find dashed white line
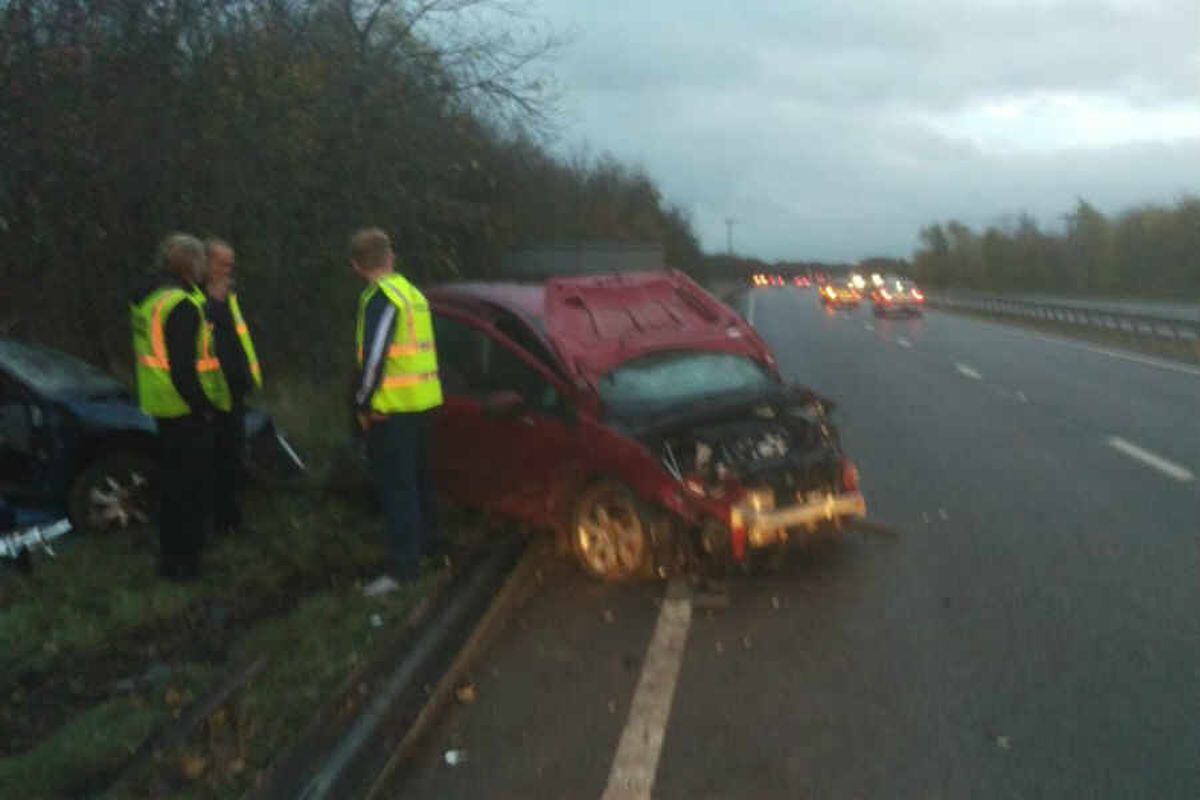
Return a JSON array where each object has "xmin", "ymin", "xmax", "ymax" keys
[
  {"xmin": 955, "ymin": 363, "xmax": 983, "ymax": 380},
  {"xmin": 1106, "ymin": 437, "xmax": 1195, "ymax": 483},
  {"xmin": 602, "ymin": 579, "xmax": 693, "ymax": 800},
  {"xmin": 746, "ymin": 292, "xmax": 758, "ymax": 326},
  {"xmin": 897, "ymin": 337, "xmax": 912, "ymax": 349},
  {"xmin": 864, "ymin": 322, "xmax": 875, "ymax": 331}
]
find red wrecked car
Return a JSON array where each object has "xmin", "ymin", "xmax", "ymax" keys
[{"xmin": 427, "ymin": 271, "xmax": 866, "ymax": 580}]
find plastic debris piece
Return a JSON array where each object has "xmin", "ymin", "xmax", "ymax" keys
[
  {"xmin": 603, "ymin": 609, "xmax": 615, "ymax": 623},
  {"xmin": 715, "ymin": 640, "xmax": 725, "ymax": 654},
  {"xmin": 742, "ymin": 635, "xmax": 753, "ymax": 650},
  {"xmin": 445, "ymin": 749, "xmax": 467, "ymax": 766},
  {"xmin": 996, "ymin": 736, "xmax": 1011, "ymax": 750},
  {"xmin": 938, "ymin": 508, "xmax": 949, "ymax": 521},
  {"xmin": 771, "ymin": 596, "xmax": 781, "ymax": 610},
  {"xmin": 370, "ymin": 613, "xmax": 384, "ymax": 628},
  {"xmin": 607, "ymin": 700, "xmax": 617, "ymax": 714}
]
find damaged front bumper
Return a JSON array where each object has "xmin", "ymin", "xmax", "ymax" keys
[{"xmin": 730, "ymin": 490, "xmax": 868, "ymax": 555}]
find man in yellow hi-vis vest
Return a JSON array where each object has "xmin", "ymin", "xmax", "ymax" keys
[
  {"xmin": 204, "ymin": 238, "xmax": 262, "ymax": 537},
  {"xmin": 350, "ymin": 228, "xmax": 444, "ymax": 589},
  {"xmin": 129, "ymin": 233, "xmax": 218, "ymax": 581}
]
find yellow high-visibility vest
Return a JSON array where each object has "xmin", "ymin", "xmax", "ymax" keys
[
  {"xmin": 355, "ymin": 273, "xmax": 443, "ymax": 414},
  {"xmin": 131, "ymin": 286, "xmax": 227, "ymax": 417},
  {"xmin": 199, "ymin": 292, "xmax": 264, "ymax": 406},
  {"xmin": 230, "ymin": 293, "xmax": 262, "ymax": 389}
]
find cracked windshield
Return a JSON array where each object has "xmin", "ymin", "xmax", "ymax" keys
[{"xmin": 2, "ymin": 1, "xmax": 1197, "ymax": 797}]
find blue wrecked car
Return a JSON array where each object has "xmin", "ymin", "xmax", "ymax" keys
[{"xmin": 0, "ymin": 337, "xmax": 303, "ymax": 537}]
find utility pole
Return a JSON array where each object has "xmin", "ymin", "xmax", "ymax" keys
[{"xmin": 724, "ymin": 217, "xmax": 738, "ymax": 255}]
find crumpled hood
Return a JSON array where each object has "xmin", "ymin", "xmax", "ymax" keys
[{"xmin": 542, "ymin": 271, "xmax": 773, "ymax": 387}]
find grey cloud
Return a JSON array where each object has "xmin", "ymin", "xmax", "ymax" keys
[{"xmin": 536, "ymin": 0, "xmax": 1200, "ymax": 259}]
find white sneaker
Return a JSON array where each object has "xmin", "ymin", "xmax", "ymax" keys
[{"xmin": 363, "ymin": 575, "xmax": 401, "ymax": 597}]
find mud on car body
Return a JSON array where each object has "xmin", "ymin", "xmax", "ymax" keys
[{"xmin": 427, "ymin": 271, "xmax": 867, "ymax": 581}]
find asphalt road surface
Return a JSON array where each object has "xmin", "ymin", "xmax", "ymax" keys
[{"xmin": 398, "ymin": 287, "xmax": 1200, "ymax": 799}]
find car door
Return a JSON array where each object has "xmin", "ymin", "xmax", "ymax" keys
[
  {"xmin": 0, "ymin": 374, "xmax": 40, "ymax": 500},
  {"xmin": 431, "ymin": 309, "xmax": 580, "ymax": 525}
]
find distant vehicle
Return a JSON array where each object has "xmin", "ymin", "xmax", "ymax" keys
[
  {"xmin": 793, "ymin": 276, "xmax": 812, "ymax": 288},
  {"xmin": 849, "ymin": 272, "xmax": 867, "ymax": 291},
  {"xmin": 0, "ymin": 338, "xmax": 303, "ymax": 535},
  {"xmin": 426, "ymin": 271, "xmax": 867, "ymax": 580},
  {"xmin": 820, "ymin": 281, "xmax": 861, "ymax": 309},
  {"xmin": 871, "ymin": 278, "xmax": 925, "ymax": 317},
  {"xmin": 750, "ymin": 273, "xmax": 786, "ymax": 288}
]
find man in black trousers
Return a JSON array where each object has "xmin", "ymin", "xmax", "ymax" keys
[
  {"xmin": 130, "ymin": 233, "xmax": 217, "ymax": 580},
  {"xmin": 203, "ymin": 238, "xmax": 260, "ymax": 536}
]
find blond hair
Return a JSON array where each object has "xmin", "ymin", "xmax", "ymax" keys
[{"xmin": 350, "ymin": 227, "xmax": 392, "ymax": 271}]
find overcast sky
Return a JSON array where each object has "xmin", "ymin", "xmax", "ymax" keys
[{"xmin": 529, "ymin": 0, "xmax": 1200, "ymax": 262}]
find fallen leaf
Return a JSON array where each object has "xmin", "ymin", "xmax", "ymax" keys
[
  {"xmin": 715, "ymin": 640, "xmax": 725, "ymax": 654},
  {"xmin": 771, "ymin": 596, "xmax": 781, "ymax": 610},
  {"xmin": 164, "ymin": 687, "xmax": 184, "ymax": 708},
  {"xmin": 180, "ymin": 753, "xmax": 207, "ymax": 781},
  {"xmin": 607, "ymin": 700, "xmax": 617, "ymax": 714},
  {"xmin": 455, "ymin": 682, "xmax": 478, "ymax": 704},
  {"xmin": 742, "ymin": 635, "xmax": 753, "ymax": 650}
]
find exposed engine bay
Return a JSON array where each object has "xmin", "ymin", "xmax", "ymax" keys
[{"xmin": 649, "ymin": 393, "xmax": 844, "ymax": 502}]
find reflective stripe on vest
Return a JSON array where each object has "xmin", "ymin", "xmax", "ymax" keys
[
  {"xmin": 131, "ymin": 286, "xmax": 221, "ymax": 417},
  {"xmin": 355, "ymin": 274, "xmax": 443, "ymax": 414},
  {"xmin": 230, "ymin": 293, "xmax": 263, "ymax": 388}
]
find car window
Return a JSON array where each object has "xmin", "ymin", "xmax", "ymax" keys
[
  {"xmin": 433, "ymin": 314, "xmax": 562, "ymax": 414},
  {"xmin": 599, "ymin": 351, "xmax": 775, "ymax": 417}
]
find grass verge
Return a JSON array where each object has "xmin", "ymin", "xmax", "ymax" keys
[{"xmin": 0, "ymin": 373, "xmax": 476, "ymax": 798}]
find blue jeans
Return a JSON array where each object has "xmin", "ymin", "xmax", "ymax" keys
[{"xmin": 365, "ymin": 411, "xmax": 438, "ymax": 579}]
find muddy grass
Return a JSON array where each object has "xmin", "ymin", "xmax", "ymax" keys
[{"xmin": 0, "ymin": 485, "xmax": 488, "ymax": 799}]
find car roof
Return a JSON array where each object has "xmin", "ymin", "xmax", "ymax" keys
[{"xmin": 430, "ymin": 272, "xmax": 772, "ymax": 387}]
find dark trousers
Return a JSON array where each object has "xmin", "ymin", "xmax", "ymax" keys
[
  {"xmin": 213, "ymin": 406, "xmax": 245, "ymax": 531},
  {"xmin": 365, "ymin": 411, "xmax": 439, "ymax": 580},
  {"xmin": 157, "ymin": 414, "xmax": 214, "ymax": 578}
]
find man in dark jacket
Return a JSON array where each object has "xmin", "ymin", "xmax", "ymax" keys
[
  {"xmin": 129, "ymin": 233, "xmax": 217, "ymax": 580},
  {"xmin": 204, "ymin": 238, "xmax": 256, "ymax": 536}
]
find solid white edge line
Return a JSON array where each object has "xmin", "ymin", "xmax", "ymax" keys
[
  {"xmin": 934, "ymin": 308, "xmax": 1200, "ymax": 379},
  {"xmin": 955, "ymin": 362, "xmax": 983, "ymax": 380},
  {"xmin": 1106, "ymin": 437, "xmax": 1195, "ymax": 483},
  {"xmin": 1025, "ymin": 333, "xmax": 1200, "ymax": 378},
  {"xmin": 601, "ymin": 579, "xmax": 693, "ymax": 800}
]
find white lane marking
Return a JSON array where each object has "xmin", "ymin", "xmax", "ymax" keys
[
  {"xmin": 864, "ymin": 322, "xmax": 875, "ymax": 331},
  {"xmin": 955, "ymin": 363, "xmax": 983, "ymax": 380},
  {"xmin": 1026, "ymin": 334, "xmax": 1200, "ymax": 378},
  {"xmin": 897, "ymin": 337, "xmax": 913, "ymax": 349},
  {"xmin": 746, "ymin": 292, "xmax": 758, "ymax": 326},
  {"xmin": 1015, "ymin": 391, "xmax": 1028, "ymax": 403},
  {"xmin": 602, "ymin": 580, "xmax": 693, "ymax": 800},
  {"xmin": 1106, "ymin": 437, "xmax": 1195, "ymax": 483}
]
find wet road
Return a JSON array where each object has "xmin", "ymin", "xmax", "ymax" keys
[{"xmin": 398, "ymin": 287, "xmax": 1200, "ymax": 799}]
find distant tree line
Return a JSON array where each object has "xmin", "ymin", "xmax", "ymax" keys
[
  {"xmin": 912, "ymin": 198, "xmax": 1200, "ymax": 296},
  {"xmin": 0, "ymin": 0, "xmax": 700, "ymax": 379}
]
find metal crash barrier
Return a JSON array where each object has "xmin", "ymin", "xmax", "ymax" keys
[{"xmin": 928, "ymin": 292, "xmax": 1200, "ymax": 358}]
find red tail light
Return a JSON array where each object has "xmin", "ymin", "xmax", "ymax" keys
[
  {"xmin": 841, "ymin": 460, "xmax": 861, "ymax": 493},
  {"xmin": 913, "ymin": 289, "xmax": 925, "ymax": 301}
]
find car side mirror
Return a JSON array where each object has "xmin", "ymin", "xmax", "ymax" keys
[{"xmin": 482, "ymin": 390, "xmax": 526, "ymax": 419}]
